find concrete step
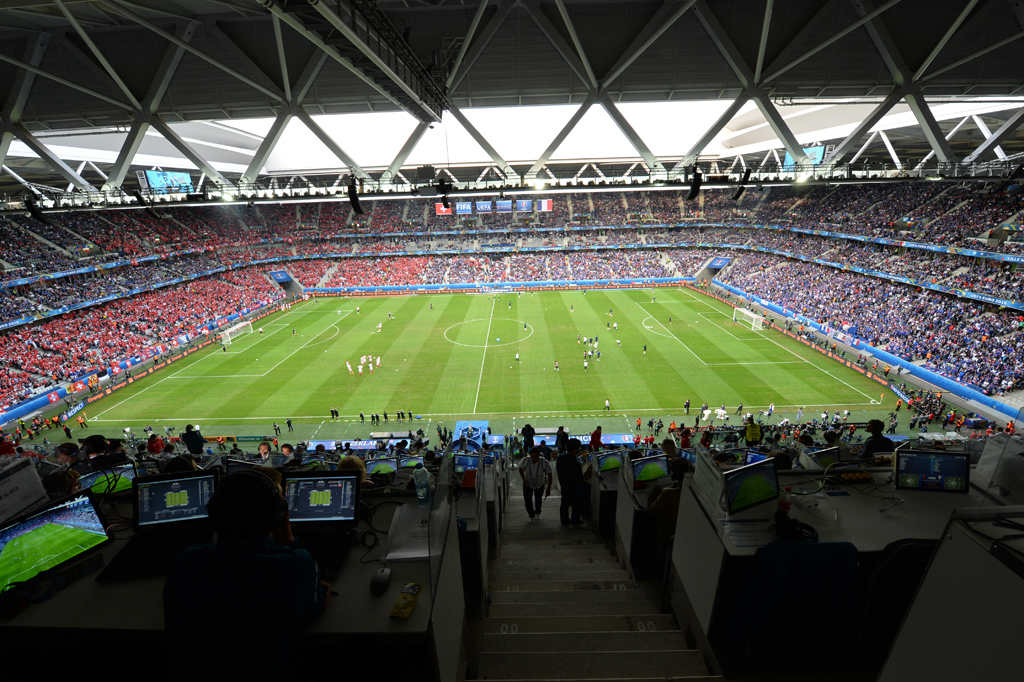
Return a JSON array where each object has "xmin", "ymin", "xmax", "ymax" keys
[
  {"xmin": 497, "ymin": 556, "xmax": 619, "ymax": 566},
  {"xmin": 492, "ymin": 589, "xmax": 648, "ymax": 604},
  {"xmin": 501, "ymin": 539, "xmax": 606, "ymax": 547},
  {"xmin": 491, "ymin": 579, "xmax": 638, "ymax": 592},
  {"xmin": 477, "ymin": 650, "xmax": 707, "ymax": 679},
  {"xmin": 501, "ymin": 529, "xmax": 597, "ymax": 542},
  {"xmin": 500, "ymin": 545, "xmax": 615, "ymax": 558},
  {"xmin": 482, "ymin": 630, "xmax": 688, "ymax": 653},
  {"xmin": 488, "ymin": 601, "xmax": 661, "ymax": 618},
  {"xmin": 494, "ymin": 569, "xmax": 631, "ymax": 582},
  {"xmin": 481, "ymin": 614, "xmax": 679, "ymax": 634},
  {"xmin": 478, "ymin": 678, "xmax": 719, "ymax": 682}
]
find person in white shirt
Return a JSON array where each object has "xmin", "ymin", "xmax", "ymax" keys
[{"xmin": 519, "ymin": 447, "xmax": 552, "ymax": 521}]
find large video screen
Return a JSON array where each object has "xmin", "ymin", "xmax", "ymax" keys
[
  {"xmin": 783, "ymin": 145, "xmax": 826, "ymax": 168},
  {"xmin": 144, "ymin": 170, "xmax": 194, "ymax": 194}
]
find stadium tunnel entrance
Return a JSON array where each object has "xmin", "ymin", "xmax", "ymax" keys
[
  {"xmin": 268, "ymin": 269, "xmax": 303, "ymax": 297},
  {"xmin": 694, "ymin": 255, "xmax": 735, "ymax": 284}
]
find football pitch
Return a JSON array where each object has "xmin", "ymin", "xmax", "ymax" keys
[
  {"xmin": 87, "ymin": 286, "xmax": 888, "ymax": 437},
  {"xmin": 0, "ymin": 524, "xmax": 107, "ymax": 590}
]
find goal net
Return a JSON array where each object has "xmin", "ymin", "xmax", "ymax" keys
[
  {"xmin": 732, "ymin": 307, "xmax": 763, "ymax": 331},
  {"xmin": 218, "ymin": 320, "xmax": 253, "ymax": 345}
]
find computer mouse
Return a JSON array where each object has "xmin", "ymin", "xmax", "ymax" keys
[{"xmin": 370, "ymin": 567, "xmax": 392, "ymax": 596}]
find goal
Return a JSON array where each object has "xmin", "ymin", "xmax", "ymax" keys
[
  {"xmin": 732, "ymin": 307, "xmax": 764, "ymax": 331},
  {"xmin": 218, "ymin": 320, "xmax": 253, "ymax": 345}
]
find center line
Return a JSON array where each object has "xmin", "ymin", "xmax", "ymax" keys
[{"xmin": 473, "ymin": 297, "xmax": 496, "ymax": 414}]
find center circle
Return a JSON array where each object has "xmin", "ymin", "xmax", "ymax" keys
[{"xmin": 444, "ymin": 318, "xmax": 534, "ymax": 347}]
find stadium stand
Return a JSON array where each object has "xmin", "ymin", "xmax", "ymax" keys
[{"xmin": 3, "ymin": 183, "xmax": 1024, "ymax": 411}]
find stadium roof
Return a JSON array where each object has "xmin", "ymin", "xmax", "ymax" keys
[{"xmin": 0, "ymin": 0, "xmax": 1023, "ymax": 197}]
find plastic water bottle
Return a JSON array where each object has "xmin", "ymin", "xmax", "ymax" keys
[
  {"xmin": 777, "ymin": 486, "xmax": 793, "ymax": 513},
  {"xmin": 413, "ymin": 463, "xmax": 431, "ymax": 506}
]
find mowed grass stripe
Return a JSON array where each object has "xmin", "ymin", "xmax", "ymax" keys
[
  {"xmin": 587, "ymin": 290, "xmax": 665, "ymax": 411},
  {"xmin": 660, "ymin": 288, "xmax": 876, "ymax": 404},
  {"xmin": 89, "ymin": 290, "xmax": 887, "ymax": 425},
  {"xmin": 379, "ymin": 296, "xmax": 466, "ymax": 417}
]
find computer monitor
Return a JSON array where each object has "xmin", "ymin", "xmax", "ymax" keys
[
  {"xmin": 400, "ymin": 456, "xmax": 425, "ymax": 469},
  {"xmin": 133, "ymin": 459, "xmax": 162, "ymax": 478},
  {"xmin": 365, "ymin": 458, "xmax": 398, "ymax": 475},
  {"xmin": 813, "ymin": 446, "xmax": 839, "ymax": 468},
  {"xmin": 282, "ymin": 471, "xmax": 359, "ymax": 526},
  {"xmin": 78, "ymin": 464, "xmax": 135, "ymax": 495},
  {"xmin": 134, "ymin": 471, "xmax": 218, "ymax": 528},
  {"xmin": 595, "ymin": 452, "xmax": 623, "ymax": 475},
  {"xmin": 452, "ymin": 455, "xmax": 480, "ymax": 474},
  {"xmin": 632, "ymin": 455, "xmax": 670, "ymax": 482},
  {"xmin": 0, "ymin": 491, "xmax": 110, "ymax": 592},
  {"xmin": 200, "ymin": 455, "xmax": 222, "ymax": 470},
  {"xmin": 723, "ymin": 458, "xmax": 780, "ymax": 514},
  {"xmin": 264, "ymin": 454, "xmax": 290, "ymax": 468},
  {"xmin": 225, "ymin": 458, "xmax": 256, "ymax": 475},
  {"xmin": 895, "ymin": 451, "xmax": 970, "ymax": 493},
  {"xmin": 744, "ymin": 450, "xmax": 768, "ymax": 465},
  {"xmin": 302, "ymin": 454, "xmax": 326, "ymax": 465}
]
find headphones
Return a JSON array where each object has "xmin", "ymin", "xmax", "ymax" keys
[{"xmin": 231, "ymin": 469, "xmax": 288, "ymax": 532}]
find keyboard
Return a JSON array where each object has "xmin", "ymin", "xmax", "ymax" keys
[
  {"xmin": 295, "ymin": 529, "xmax": 358, "ymax": 579},
  {"xmin": 96, "ymin": 530, "xmax": 213, "ymax": 583}
]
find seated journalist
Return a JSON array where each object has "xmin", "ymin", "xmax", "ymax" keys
[{"xmin": 163, "ymin": 468, "xmax": 330, "ymax": 681}]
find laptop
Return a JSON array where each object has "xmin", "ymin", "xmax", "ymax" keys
[
  {"xmin": 78, "ymin": 463, "xmax": 136, "ymax": 495},
  {"xmin": 264, "ymin": 454, "xmax": 291, "ymax": 468},
  {"xmin": 225, "ymin": 458, "xmax": 257, "ymax": 474},
  {"xmin": 133, "ymin": 459, "xmax": 163, "ymax": 478},
  {"xmin": 95, "ymin": 470, "xmax": 218, "ymax": 582},
  {"xmin": 282, "ymin": 470, "xmax": 361, "ymax": 579},
  {"xmin": 895, "ymin": 450, "xmax": 970, "ymax": 493},
  {"xmin": 0, "ymin": 490, "xmax": 111, "ymax": 592},
  {"xmin": 365, "ymin": 457, "xmax": 398, "ymax": 476}
]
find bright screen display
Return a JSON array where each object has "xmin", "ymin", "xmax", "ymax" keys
[
  {"xmin": 0, "ymin": 493, "xmax": 107, "ymax": 591},
  {"xmin": 144, "ymin": 170, "xmax": 193, "ymax": 194},
  {"xmin": 783, "ymin": 145, "xmax": 826, "ymax": 168},
  {"xmin": 723, "ymin": 459, "xmax": 779, "ymax": 514},
  {"xmin": 896, "ymin": 452, "xmax": 969, "ymax": 492},
  {"xmin": 633, "ymin": 455, "xmax": 669, "ymax": 482}
]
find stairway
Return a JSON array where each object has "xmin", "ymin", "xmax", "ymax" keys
[{"xmin": 474, "ymin": 478, "xmax": 716, "ymax": 681}]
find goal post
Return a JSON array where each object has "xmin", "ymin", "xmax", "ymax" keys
[
  {"xmin": 732, "ymin": 307, "xmax": 763, "ymax": 331},
  {"xmin": 218, "ymin": 319, "xmax": 253, "ymax": 345}
]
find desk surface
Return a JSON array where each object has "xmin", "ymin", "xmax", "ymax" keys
[
  {"xmin": 688, "ymin": 470, "xmax": 989, "ymax": 556},
  {"xmin": 2, "ymin": 501, "xmax": 434, "ymax": 637}
]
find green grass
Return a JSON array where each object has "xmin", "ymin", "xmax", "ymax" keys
[
  {"xmin": 85, "ymin": 470, "xmax": 134, "ymax": 494},
  {"xmin": 729, "ymin": 474, "xmax": 779, "ymax": 512},
  {"xmin": 0, "ymin": 523, "xmax": 107, "ymax": 590},
  {"xmin": 84, "ymin": 287, "xmax": 890, "ymax": 440}
]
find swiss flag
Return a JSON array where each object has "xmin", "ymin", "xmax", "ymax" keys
[
  {"xmin": 73, "ymin": 381, "xmax": 86, "ymax": 392},
  {"xmin": 435, "ymin": 203, "xmax": 452, "ymax": 215},
  {"xmin": 47, "ymin": 392, "xmax": 60, "ymax": 403}
]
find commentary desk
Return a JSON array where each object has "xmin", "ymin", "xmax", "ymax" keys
[
  {"xmin": 0, "ymin": 495, "xmax": 466, "ymax": 682},
  {"xmin": 670, "ymin": 469, "xmax": 989, "ymax": 677}
]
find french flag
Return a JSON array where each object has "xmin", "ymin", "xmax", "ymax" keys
[
  {"xmin": 435, "ymin": 203, "xmax": 452, "ymax": 215},
  {"xmin": 537, "ymin": 199, "xmax": 553, "ymax": 212}
]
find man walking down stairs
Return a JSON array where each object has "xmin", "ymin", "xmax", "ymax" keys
[{"xmin": 473, "ymin": 463, "xmax": 720, "ymax": 681}]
